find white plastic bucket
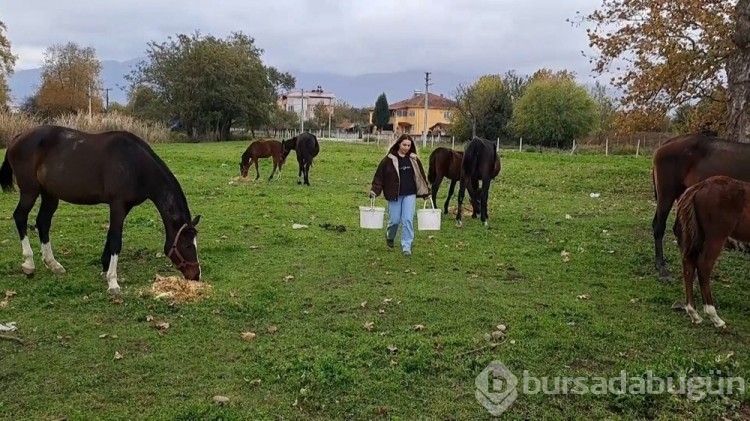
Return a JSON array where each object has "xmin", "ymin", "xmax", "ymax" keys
[
  {"xmin": 417, "ymin": 198, "xmax": 442, "ymax": 231},
  {"xmin": 359, "ymin": 198, "xmax": 385, "ymax": 229}
]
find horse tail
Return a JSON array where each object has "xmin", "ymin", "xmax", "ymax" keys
[
  {"xmin": 0, "ymin": 154, "xmax": 14, "ymax": 193},
  {"xmin": 462, "ymin": 141, "xmax": 479, "ymax": 179},
  {"xmin": 675, "ymin": 185, "xmax": 703, "ymax": 260}
]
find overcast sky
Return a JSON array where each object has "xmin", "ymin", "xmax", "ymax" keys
[{"xmin": 4, "ymin": 0, "xmax": 605, "ymax": 80}]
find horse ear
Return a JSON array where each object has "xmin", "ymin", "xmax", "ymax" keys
[{"xmin": 192, "ymin": 215, "xmax": 201, "ymax": 226}]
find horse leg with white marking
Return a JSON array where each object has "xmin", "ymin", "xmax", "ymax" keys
[
  {"xmin": 101, "ymin": 202, "xmax": 132, "ymax": 295},
  {"xmin": 36, "ymin": 191, "xmax": 65, "ymax": 274},
  {"xmin": 13, "ymin": 192, "xmax": 39, "ymax": 275},
  {"xmin": 697, "ymin": 240, "xmax": 727, "ymax": 328}
]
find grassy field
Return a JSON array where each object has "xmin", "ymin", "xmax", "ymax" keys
[{"xmin": 1, "ymin": 140, "xmax": 749, "ymax": 420}]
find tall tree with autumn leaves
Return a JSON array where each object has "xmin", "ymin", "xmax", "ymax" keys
[
  {"xmin": 579, "ymin": 0, "xmax": 750, "ymax": 141},
  {"xmin": 34, "ymin": 42, "xmax": 104, "ymax": 117},
  {"xmin": 0, "ymin": 20, "xmax": 18, "ymax": 109}
]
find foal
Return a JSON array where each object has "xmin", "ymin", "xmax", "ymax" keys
[{"xmin": 674, "ymin": 175, "xmax": 750, "ymax": 328}]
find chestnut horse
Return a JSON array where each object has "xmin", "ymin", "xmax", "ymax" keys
[
  {"xmin": 281, "ymin": 132, "xmax": 320, "ymax": 186},
  {"xmin": 456, "ymin": 136, "xmax": 501, "ymax": 227},
  {"xmin": 0, "ymin": 125, "xmax": 202, "ymax": 295},
  {"xmin": 239, "ymin": 139, "xmax": 284, "ymax": 181},
  {"xmin": 673, "ymin": 175, "xmax": 750, "ymax": 328},
  {"xmin": 651, "ymin": 130, "xmax": 750, "ymax": 282}
]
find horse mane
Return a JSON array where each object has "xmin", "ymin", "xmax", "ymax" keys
[
  {"xmin": 118, "ymin": 130, "xmax": 191, "ymax": 218},
  {"xmin": 675, "ymin": 184, "xmax": 703, "ymax": 260}
]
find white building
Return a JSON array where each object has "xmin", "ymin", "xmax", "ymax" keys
[{"xmin": 278, "ymin": 85, "xmax": 335, "ymax": 121}]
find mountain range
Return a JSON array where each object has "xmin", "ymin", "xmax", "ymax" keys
[
  {"xmin": 7, "ymin": 57, "xmax": 613, "ymax": 109},
  {"xmin": 7, "ymin": 57, "xmax": 481, "ymax": 109}
]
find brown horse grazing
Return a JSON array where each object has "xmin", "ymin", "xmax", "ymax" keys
[
  {"xmin": 281, "ymin": 132, "xmax": 320, "ymax": 186},
  {"xmin": 651, "ymin": 130, "xmax": 750, "ymax": 282},
  {"xmin": 0, "ymin": 125, "xmax": 202, "ymax": 295},
  {"xmin": 239, "ymin": 139, "xmax": 285, "ymax": 181},
  {"xmin": 456, "ymin": 136, "xmax": 501, "ymax": 227},
  {"xmin": 673, "ymin": 175, "xmax": 750, "ymax": 328}
]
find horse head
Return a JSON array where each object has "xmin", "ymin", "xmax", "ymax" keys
[
  {"xmin": 166, "ymin": 215, "xmax": 202, "ymax": 281},
  {"xmin": 239, "ymin": 150, "xmax": 251, "ymax": 178},
  {"xmin": 281, "ymin": 136, "xmax": 297, "ymax": 161}
]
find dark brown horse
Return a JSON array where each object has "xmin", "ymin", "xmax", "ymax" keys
[
  {"xmin": 673, "ymin": 175, "xmax": 750, "ymax": 328},
  {"xmin": 0, "ymin": 125, "xmax": 201, "ymax": 295},
  {"xmin": 281, "ymin": 132, "xmax": 320, "ymax": 186},
  {"xmin": 456, "ymin": 137, "xmax": 501, "ymax": 227},
  {"xmin": 651, "ymin": 130, "xmax": 750, "ymax": 282},
  {"xmin": 428, "ymin": 146, "xmax": 501, "ymax": 216},
  {"xmin": 239, "ymin": 139, "xmax": 285, "ymax": 181}
]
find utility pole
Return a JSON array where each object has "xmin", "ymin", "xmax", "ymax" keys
[
  {"xmin": 88, "ymin": 84, "xmax": 92, "ymax": 119},
  {"xmin": 422, "ymin": 71, "xmax": 432, "ymax": 147},
  {"xmin": 300, "ymin": 88, "xmax": 305, "ymax": 133},
  {"xmin": 104, "ymin": 88, "xmax": 112, "ymax": 112}
]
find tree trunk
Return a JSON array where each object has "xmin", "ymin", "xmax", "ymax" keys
[{"xmin": 727, "ymin": 0, "xmax": 750, "ymax": 142}]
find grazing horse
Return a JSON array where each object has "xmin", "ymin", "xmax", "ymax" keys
[
  {"xmin": 651, "ymin": 130, "xmax": 750, "ymax": 282},
  {"xmin": 0, "ymin": 125, "xmax": 202, "ymax": 295},
  {"xmin": 428, "ymin": 147, "xmax": 500, "ymax": 216},
  {"xmin": 673, "ymin": 175, "xmax": 750, "ymax": 328},
  {"xmin": 281, "ymin": 132, "xmax": 320, "ymax": 185},
  {"xmin": 239, "ymin": 139, "xmax": 285, "ymax": 181},
  {"xmin": 456, "ymin": 136, "xmax": 500, "ymax": 227}
]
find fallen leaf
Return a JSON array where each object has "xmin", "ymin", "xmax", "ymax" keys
[
  {"xmin": 283, "ymin": 275, "xmax": 295, "ymax": 282},
  {"xmin": 266, "ymin": 325, "xmax": 278, "ymax": 334},
  {"xmin": 387, "ymin": 344, "xmax": 398, "ymax": 353},
  {"xmin": 241, "ymin": 332, "xmax": 257, "ymax": 341},
  {"xmin": 114, "ymin": 351, "xmax": 123, "ymax": 360},
  {"xmin": 155, "ymin": 322, "xmax": 170, "ymax": 331},
  {"xmin": 383, "ymin": 298, "xmax": 392, "ymax": 304},
  {"xmin": 146, "ymin": 315, "xmax": 154, "ymax": 322},
  {"xmin": 561, "ymin": 250, "xmax": 571, "ymax": 262},
  {"xmin": 414, "ymin": 324, "xmax": 425, "ymax": 331},
  {"xmin": 4, "ymin": 290, "xmax": 16, "ymax": 299},
  {"xmin": 99, "ymin": 333, "xmax": 108, "ymax": 339},
  {"xmin": 364, "ymin": 321, "xmax": 374, "ymax": 331},
  {"xmin": 565, "ymin": 214, "xmax": 572, "ymax": 220},
  {"xmin": 213, "ymin": 395, "xmax": 230, "ymax": 405},
  {"xmin": 577, "ymin": 294, "xmax": 590, "ymax": 300},
  {"xmin": 360, "ymin": 301, "xmax": 367, "ymax": 308},
  {"xmin": 379, "ymin": 309, "xmax": 385, "ymax": 314}
]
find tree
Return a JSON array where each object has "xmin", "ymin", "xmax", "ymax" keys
[
  {"xmin": 502, "ymin": 70, "xmax": 531, "ymax": 104},
  {"xmin": 588, "ymin": 81, "xmax": 618, "ymax": 141},
  {"xmin": 127, "ymin": 30, "xmax": 294, "ymax": 140},
  {"xmin": 0, "ymin": 21, "xmax": 17, "ymax": 108},
  {"xmin": 510, "ymin": 78, "xmax": 597, "ymax": 148},
  {"xmin": 452, "ymin": 74, "xmax": 513, "ymax": 141},
  {"xmin": 373, "ymin": 93, "xmax": 390, "ymax": 131},
  {"xmin": 576, "ymin": 0, "xmax": 750, "ymax": 140},
  {"xmin": 34, "ymin": 42, "xmax": 103, "ymax": 117}
]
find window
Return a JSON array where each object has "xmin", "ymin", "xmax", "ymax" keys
[
  {"xmin": 408, "ymin": 110, "xmax": 415, "ymax": 117},
  {"xmin": 443, "ymin": 111, "xmax": 453, "ymax": 119}
]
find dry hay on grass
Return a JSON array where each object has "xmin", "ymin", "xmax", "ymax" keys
[
  {"xmin": 448, "ymin": 205, "xmax": 475, "ymax": 217},
  {"xmin": 142, "ymin": 274, "xmax": 213, "ymax": 303}
]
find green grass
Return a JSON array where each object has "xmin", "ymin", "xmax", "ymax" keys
[{"xmin": 1, "ymin": 141, "xmax": 749, "ymax": 420}]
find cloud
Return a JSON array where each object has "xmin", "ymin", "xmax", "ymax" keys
[{"xmin": 3, "ymin": 0, "xmax": 603, "ymax": 80}]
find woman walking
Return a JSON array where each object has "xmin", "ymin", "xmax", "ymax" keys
[{"xmin": 369, "ymin": 134, "xmax": 430, "ymax": 256}]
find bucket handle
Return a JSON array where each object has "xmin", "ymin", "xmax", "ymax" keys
[
  {"xmin": 367, "ymin": 197, "xmax": 375, "ymax": 209},
  {"xmin": 423, "ymin": 197, "xmax": 436, "ymax": 209}
]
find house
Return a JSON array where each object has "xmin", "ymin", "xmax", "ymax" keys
[
  {"xmin": 369, "ymin": 92, "xmax": 458, "ymax": 136},
  {"xmin": 278, "ymin": 86, "xmax": 335, "ymax": 121}
]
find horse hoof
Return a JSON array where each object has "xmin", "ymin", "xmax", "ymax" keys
[
  {"xmin": 22, "ymin": 266, "xmax": 34, "ymax": 276},
  {"xmin": 456, "ymin": 220, "xmax": 463, "ymax": 228},
  {"xmin": 108, "ymin": 286, "xmax": 121, "ymax": 296},
  {"xmin": 658, "ymin": 275, "xmax": 673, "ymax": 283},
  {"xmin": 51, "ymin": 266, "xmax": 66, "ymax": 275},
  {"xmin": 297, "ymin": 181, "xmax": 302, "ymax": 185}
]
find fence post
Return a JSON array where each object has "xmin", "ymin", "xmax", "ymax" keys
[
  {"xmin": 519, "ymin": 137, "xmax": 523, "ymax": 151},
  {"xmin": 497, "ymin": 137, "xmax": 500, "ymax": 152},
  {"xmin": 452, "ymin": 136, "xmax": 455, "ymax": 148},
  {"xmin": 605, "ymin": 138, "xmax": 609, "ymax": 156},
  {"xmin": 636, "ymin": 138, "xmax": 641, "ymax": 157}
]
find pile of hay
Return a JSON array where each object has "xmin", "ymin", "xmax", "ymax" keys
[
  {"xmin": 142, "ymin": 274, "xmax": 213, "ymax": 303},
  {"xmin": 447, "ymin": 205, "xmax": 475, "ymax": 217}
]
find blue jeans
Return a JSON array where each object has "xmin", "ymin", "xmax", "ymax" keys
[{"xmin": 387, "ymin": 194, "xmax": 416, "ymax": 252}]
